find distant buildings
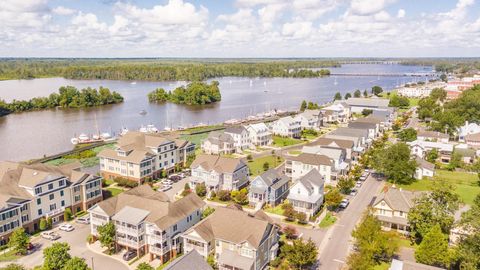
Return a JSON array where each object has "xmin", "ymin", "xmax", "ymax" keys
[
  {"xmin": 407, "ymin": 140, "xmax": 454, "ymax": 163},
  {"xmin": 98, "ymin": 131, "xmax": 195, "ymax": 184},
  {"xmin": 321, "ymin": 103, "xmax": 350, "ymax": 123},
  {"xmin": 397, "ymin": 81, "xmax": 446, "ymax": 98},
  {"xmin": 458, "ymin": 121, "xmax": 480, "ymax": 143},
  {"xmin": 417, "ymin": 130, "xmax": 449, "ymax": 143},
  {"xmin": 338, "ymin": 97, "xmax": 390, "ymax": 113},
  {"xmin": 445, "ymin": 75, "xmax": 480, "ymax": 100}
]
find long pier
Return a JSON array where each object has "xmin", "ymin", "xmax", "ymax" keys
[{"xmin": 330, "ymin": 72, "xmax": 437, "ymax": 77}]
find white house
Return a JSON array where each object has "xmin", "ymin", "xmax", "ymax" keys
[
  {"xmin": 407, "ymin": 140, "xmax": 454, "ymax": 163},
  {"xmin": 301, "ymin": 146, "xmax": 349, "ymax": 180},
  {"xmin": 201, "ymin": 132, "xmax": 235, "ymax": 155},
  {"xmin": 270, "ymin": 116, "xmax": 301, "ymax": 138},
  {"xmin": 295, "ymin": 110, "xmax": 323, "ymax": 130},
  {"xmin": 321, "ymin": 103, "xmax": 350, "ymax": 123},
  {"xmin": 458, "ymin": 121, "xmax": 480, "ymax": 142},
  {"xmin": 414, "ymin": 158, "xmax": 435, "ymax": 180},
  {"xmin": 188, "ymin": 154, "xmax": 249, "ymax": 192},
  {"xmin": 286, "ymin": 169, "xmax": 324, "ymax": 219},
  {"xmin": 224, "ymin": 126, "xmax": 251, "ymax": 152},
  {"xmin": 417, "ymin": 130, "xmax": 449, "ymax": 143},
  {"xmin": 285, "ymin": 153, "xmax": 333, "ymax": 184},
  {"xmin": 246, "ymin": 123, "xmax": 273, "ymax": 147}
]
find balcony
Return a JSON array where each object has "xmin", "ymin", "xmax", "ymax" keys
[
  {"xmin": 149, "ymin": 245, "xmax": 164, "ymax": 255},
  {"xmin": 46, "ymin": 207, "xmax": 65, "ymax": 218},
  {"xmin": 116, "ymin": 225, "xmax": 144, "ymax": 236},
  {"xmin": 117, "ymin": 237, "xmax": 144, "ymax": 248}
]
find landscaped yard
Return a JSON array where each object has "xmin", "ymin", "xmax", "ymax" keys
[
  {"xmin": 319, "ymin": 212, "xmax": 337, "ymax": 228},
  {"xmin": 46, "ymin": 143, "xmax": 116, "ymax": 168},
  {"xmin": 263, "ymin": 204, "xmax": 285, "ymax": 215},
  {"xmin": 272, "ymin": 136, "xmax": 303, "ymax": 147},
  {"xmin": 288, "ymin": 150, "xmax": 302, "ymax": 156},
  {"xmin": 179, "ymin": 133, "xmax": 209, "ymax": 148},
  {"xmin": 396, "ymin": 169, "xmax": 480, "ymax": 205},
  {"xmin": 247, "ymin": 155, "xmax": 284, "ymax": 176},
  {"xmin": 0, "ymin": 249, "xmax": 20, "ymax": 262},
  {"xmin": 104, "ymin": 187, "xmax": 124, "ymax": 198}
]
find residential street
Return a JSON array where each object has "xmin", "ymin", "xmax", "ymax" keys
[
  {"xmin": 0, "ymin": 223, "xmax": 128, "ymax": 270},
  {"xmin": 317, "ymin": 174, "xmax": 385, "ymax": 270}
]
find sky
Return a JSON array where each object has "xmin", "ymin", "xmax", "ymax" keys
[{"xmin": 0, "ymin": 0, "xmax": 479, "ymax": 58}]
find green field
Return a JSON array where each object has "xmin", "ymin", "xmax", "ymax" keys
[
  {"xmin": 247, "ymin": 155, "xmax": 284, "ymax": 176},
  {"xmin": 180, "ymin": 133, "xmax": 209, "ymax": 148},
  {"xmin": 0, "ymin": 249, "xmax": 20, "ymax": 262},
  {"xmin": 46, "ymin": 143, "xmax": 115, "ymax": 168},
  {"xmin": 288, "ymin": 150, "xmax": 302, "ymax": 156},
  {"xmin": 272, "ymin": 136, "xmax": 303, "ymax": 147},
  {"xmin": 319, "ymin": 212, "xmax": 337, "ymax": 228},
  {"xmin": 396, "ymin": 170, "xmax": 480, "ymax": 205},
  {"xmin": 104, "ymin": 187, "xmax": 124, "ymax": 198},
  {"xmin": 263, "ymin": 204, "xmax": 285, "ymax": 215}
]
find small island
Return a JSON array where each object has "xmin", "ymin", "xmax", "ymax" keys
[
  {"xmin": 148, "ymin": 81, "xmax": 221, "ymax": 105},
  {"xmin": 0, "ymin": 86, "xmax": 124, "ymax": 116}
]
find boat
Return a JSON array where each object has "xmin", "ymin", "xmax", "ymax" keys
[
  {"xmin": 164, "ymin": 126, "xmax": 172, "ymax": 131},
  {"xmin": 139, "ymin": 110, "xmax": 147, "ymax": 116},
  {"xmin": 70, "ymin": 114, "xmax": 114, "ymax": 145},
  {"xmin": 334, "ymin": 77, "xmax": 338, "ymax": 85},
  {"xmin": 139, "ymin": 124, "xmax": 159, "ymax": 133},
  {"xmin": 120, "ymin": 127, "xmax": 129, "ymax": 136},
  {"xmin": 249, "ymin": 80, "xmax": 253, "ymax": 87},
  {"xmin": 131, "ymin": 81, "xmax": 137, "ymax": 85}
]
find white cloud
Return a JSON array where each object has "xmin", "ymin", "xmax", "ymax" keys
[
  {"xmin": 52, "ymin": 6, "xmax": 76, "ymax": 16},
  {"xmin": 282, "ymin": 21, "xmax": 313, "ymax": 39},
  {"xmin": 350, "ymin": 0, "xmax": 395, "ymax": 16},
  {"xmin": 397, "ymin": 9, "xmax": 405, "ymax": 18}
]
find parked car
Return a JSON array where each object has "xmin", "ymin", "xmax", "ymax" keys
[
  {"xmin": 162, "ymin": 179, "xmax": 174, "ymax": 185},
  {"xmin": 123, "ymin": 250, "xmax": 137, "ymax": 261},
  {"xmin": 159, "ymin": 185, "xmax": 172, "ymax": 192},
  {"xmin": 41, "ymin": 231, "xmax": 61, "ymax": 240},
  {"xmin": 356, "ymin": 181, "xmax": 362, "ymax": 188},
  {"xmin": 59, "ymin": 224, "xmax": 74, "ymax": 232},
  {"xmin": 350, "ymin": 189, "xmax": 358, "ymax": 196},
  {"xmin": 339, "ymin": 199, "xmax": 350, "ymax": 209},
  {"xmin": 76, "ymin": 216, "xmax": 90, "ymax": 224},
  {"xmin": 169, "ymin": 175, "xmax": 181, "ymax": 182}
]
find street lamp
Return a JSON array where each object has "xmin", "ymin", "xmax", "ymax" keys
[{"xmin": 91, "ymin": 257, "xmax": 95, "ymax": 270}]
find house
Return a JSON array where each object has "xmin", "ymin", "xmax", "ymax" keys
[
  {"xmin": 164, "ymin": 250, "xmax": 212, "ymax": 270},
  {"xmin": 348, "ymin": 121, "xmax": 379, "ymax": 139},
  {"xmin": 246, "ymin": 123, "xmax": 273, "ymax": 147},
  {"xmin": 201, "ymin": 132, "xmax": 235, "ymax": 155},
  {"xmin": 465, "ymin": 132, "xmax": 480, "ymax": 148},
  {"xmin": 340, "ymin": 97, "xmax": 390, "ymax": 113},
  {"xmin": 417, "ymin": 130, "xmax": 450, "ymax": 143},
  {"xmin": 182, "ymin": 206, "xmax": 279, "ymax": 270},
  {"xmin": 301, "ymin": 146, "xmax": 349, "ymax": 180},
  {"xmin": 224, "ymin": 126, "xmax": 251, "ymax": 152},
  {"xmin": 372, "ymin": 108, "xmax": 395, "ymax": 127},
  {"xmin": 390, "ymin": 259, "xmax": 444, "ymax": 270},
  {"xmin": 455, "ymin": 148, "xmax": 476, "ymax": 164},
  {"xmin": 248, "ymin": 169, "xmax": 289, "ymax": 207},
  {"xmin": 270, "ymin": 116, "xmax": 301, "ymax": 138},
  {"xmin": 285, "ymin": 153, "xmax": 333, "ymax": 184},
  {"xmin": 414, "ymin": 158, "xmax": 435, "ymax": 180},
  {"xmin": 89, "ymin": 185, "xmax": 205, "ymax": 263},
  {"xmin": 98, "ymin": 131, "xmax": 195, "ymax": 184},
  {"xmin": 327, "ymin": 127, "xmax": 370, "ymax": 146},
  {"xmin": 308, "ymin": 137, "xmax": 355, "ymax": 160},
  {"xmin": 188, "ymin": 154, "xmax": 249, "ymax": 192},
  {"xmin": 372, "ymin": 187, "xmax": 421, "ymax": 233},
  {"xmin": 458, "ymin": 121, "xmax": 480, "ymax": 142},
  {"xmin": 295, "ymin": 110, "xmax": 323, "ymax": 130},
  {"xmin": 354, "ymin": 115, "xmax": 386, "ymax": 131},
  {"xmin": 0, "ymin": 161, "xmax": 102, "ymax": 244},
  {"xmin": 407, "ymin": 140, "xmax": 454, "ymax": 163},
  {"xmin": 286, "ymin": 169, "xmax": 324, "ymax": 219},
  {"xmin": 321, "ymin": 103, "xmax": 350, "ymax": 123}
]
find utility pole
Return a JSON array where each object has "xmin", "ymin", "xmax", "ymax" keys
[{"xmin": 91, "ymin": 257, "xmax": 95, "ymax": 270}]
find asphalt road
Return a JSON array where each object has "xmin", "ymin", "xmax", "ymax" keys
[
  {"xmin": 317, "ymin": 174, "xmax": 385, "ymax": 270},
  {"xmin": 0, "ymin": 222, "xmax": 128, "ymax": 270}
]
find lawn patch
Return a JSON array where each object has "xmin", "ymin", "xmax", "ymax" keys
[
  {"xmin": 104, "ymin": 187, "xmax": 124, "ymax": 198},
  {"xmin": 247, "ymin": 155, "xmax": 284, "ymax": 176},
  {"xmin": 0, "ymin": 249, "xmax": 20, "ymax": 262},
  {"xmin": 272, "ymin": 136, "xmax": 303, "ymax": 147},
  {"xmin": 319, "ymin": 212, "xmax": 337, "ymax": 228}
]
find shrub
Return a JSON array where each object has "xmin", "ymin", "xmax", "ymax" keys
[
  {"xmin": 263, "ymin": 162, "xmax": 270, "ymax": 171},
  {"xmin": 284, "ymin": 207, "xmax": 296, "ymax": 222},
  {"xmin": 246, "ymin": 155, "xmax": 253, "ymax": 162},
  {"xmin": 217, "ymin": 190, "xmax": 231, "ymax": 201},
  {"xmin": 47, "ymin": 217, "xmax": 53, "ymax": 229},
  {"xmin": 195, "ymin": 183, "xmax": 207, "ymax": 197},
  {"xmin": 39, "ymin": 218, "xmax": 47, "ymax": 231},
  {"xmin": 86, "ymin": 234, "xmax": 95, "ymax": 244},
  {"xmin": 76, "ymin": 211, "xmax": 86, "ymax": 217},
  {"xmin": 64, "ymin": 208, "xmax": 72, "ymax": 221},
  {"xmin": 210, "ymin": 190, "xmax": 216, "ymax": 199},
  {"xmin": 283, "ymin": 226, "xmax": 298, "ymax": 240},
  {"xmin": 296, "ymin": 212, "xmax": 308, "ymax": 224},
  {"xmin": 114, "ymin": 177, "xmax": 138, "ymax": 188}
]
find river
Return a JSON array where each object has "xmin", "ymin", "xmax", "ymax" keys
[{"xmin": 0, "ymin": 64, "xmax": 435, "ymax": 161}]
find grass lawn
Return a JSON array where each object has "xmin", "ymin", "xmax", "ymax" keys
[
  {"xmin": 46, "ymin": 143, "xmax": 115, "ymax": 168},
  {"xmin": 104, "ymin": 187, "xmax": 124, "ymax": 198},
  {"xmin": 396, "ymin": 170, "xmax": 480, "ymax": 205},
  {"xmin": 0, "ymin": 249, "xmax": 20, "ymax": 262},
  {"xmin": 182, "ymin": 125, "xmax": 224, "ymax": 134},
  {"xmin": 288, "ymin": 150, "xmax": 302, "ymax": 156},
  {"xmin": 263, "ymin": 204, "xmax": 285, "ymax": 215},
  {"xmin": 180, "ymin": 133, "xmax": 209, "ymax": 148},
  {"xmin": 373, "ymin": 262, "xmax": 390, "ymax": 270},
  {"xmin": 103, "ymin": 178, "xmax": 115, "ymax": 187},
  {"xmin": 272, "ymin": 136, "xmax": 303, "ymax": 147},
  {"xmin": 247, "ymin": 155, "xmax": 284, "ymax": 176},
  {"xmin": 319, "ymin": 212, "xmax": 337, "ymax": 228}
]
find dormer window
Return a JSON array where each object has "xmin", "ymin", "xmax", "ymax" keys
[
  {"xmin": 59, "ymin": 179, "xmax": 65, "ymax": 187},
  {"xmin": 35, "ymin": 187, "xmax": 42, "ymax": 195}
]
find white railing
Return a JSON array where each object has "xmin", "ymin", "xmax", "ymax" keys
[
  {"xmin": 116, "ymin": 225, "xmax": 144, "ymax": 235},
  {"xmin": 149, "ymin": 245, "xmax": 164, "ymax": 255},
  {"xmin": 46, "ymin": 207, "xmax": 65, "ymax": 218},
  {"xmin": 117, "ymin": 237, "xmax": 144, "ymax": 248},
  {"xmin": 185, "ymin": 243, "xmax": 206, "ymax": 255}
]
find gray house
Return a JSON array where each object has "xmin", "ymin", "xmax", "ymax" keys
[{"xmin": 249, "ymin": 169, "xmax": 290, "ymax": 207}]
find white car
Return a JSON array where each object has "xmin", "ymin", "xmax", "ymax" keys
[
  {"xmin": 339, "ymin": 199, "xmax": 350, "ymax": 209},
  {"xmin": 41, "ymin": 231, "xmax": 61, "ymax": 240},
  {"xmin": 159, "ymin": 185, "xmax": 172, "ymax": 192},
  {"xmin": 350, "ymin": 189, "xmax": 358, "ymax": 196},
  {"xmin": 162, "ymin": 179, "xmax": 174, "ymax": 185},
  {"xmin": 76, "ymin": 216, "xmax": 90, "ymax": 224},
  {"xmin": 59, "ymin": 224, "xmax": 74, "ymax": 232}
]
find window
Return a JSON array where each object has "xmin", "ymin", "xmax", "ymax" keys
[
  {"xmin": 49, "ymin": 204, "xmax": 56, "ymax": 211},
  {"xmin": 35, "ymin": 187, "xmax": 42, "ymax": 194},
  {"xmin": 38, "ymin": 209, "xmax": 42, "ymax": 215},
  {"xmin": 60, "ymin": 190, "xmax": 64, "ymax": 197},
  {"xmin": 37, "ymin": 198, "xmax": 41, "ymax": 205},
  {"xmin": 49, "ymin": 194, "xmax": 54, "ymax": 200},
  {"xmin": 59, "ymin": 179, "xmax": 65, "ymax": 186},
  {"xmin": 74, "ymin": 195, "xmax": 81, "ymax": 202},
  {"xmin": 173, "ymin": 224, "xmax": 177, "ymax": 232},
  {"xmin": 61, "ymin": 200, "xmax": 65, "ymax": 207},
  {"xmin": 48, "ymin": 183, "xmax": 54, "ymax": 190}
]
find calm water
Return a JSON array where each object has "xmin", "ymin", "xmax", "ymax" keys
[{"xmin": 0, "ymin": 64, "xmax": 434, "ymax": 161}]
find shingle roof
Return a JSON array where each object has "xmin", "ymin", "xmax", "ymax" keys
[
  {"xmin": 348, "ymin": 121, "xmax": 377, "ymax": 129},
  {"xmin": 191, "ymin": 154, "xmax": 246, "ymax": 174},
  {"xmin": 417, "ymin": 130, "xmax": 449, "ymax": 139},
  {"xmin": 329, "ymin": 127, "xmax": 369, "ymax": 138},
  {"xmin": 354, "ymin": 115, "xmax": 384, "ymax": 124},
  {"xmin": 415, "ymin": 158, "xmax": 435, "ymax": 171},
  {"xmin": 342, "ymin": 97, "xmax": 390, "ymax": 108},
  {"xmin": 373, "ymin": 187, "xmax": 421, "ymax": 212},
  {"xmin": 288, "ymin": 153, "xmax": 333, "ymax": 166},
  {"xmin": 164, "ymin": 250, "xmax": 212, "ymax": 270},
  {"xmin": 254, "ymin": 169, "xmax": 289, "ymax": 191},
  {"xmin": 298, "ymin": 169, "xmax": 324, "ymax": 190},
  {"xmin": 308, "ymin": 138, "xmax": 354, "ymax": 149},
  {"xmin": 204, "ymin": 131, "xmax": 234, "ymax": 146},
  {"xmin": 465, "ymin": 132, "xmax": 480, "ymax": 141},
  {"xmin": 224, "ymin": 126, "xmax": 247, "ymax": 134},
  {"xmin": 302, "ymin": 146, "xmax": 345, "ymax": 161}
]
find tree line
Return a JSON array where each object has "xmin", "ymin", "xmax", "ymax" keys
[
  {"xmin": 0, "ymin": 86, "xmax": 123, "ymax": 116},
  {"xmin": 0, "ymin": 59, "xmax": 337, "ymax": 81},
  {"xmin": 148, "ymin": 81, "xmax": 221, "ymax": 105}
]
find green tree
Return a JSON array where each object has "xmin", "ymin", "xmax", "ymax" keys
[
  {"xmin": 296, "ymin": 212, "xmax": 307, "ymax": 224},
  {"xmin": 282, "ymin": 203, "xmax": 296, "ymax": 221},
  {"xmin": 136, "ymin": 262, "xmax": 154, "ymax": 270},
  {"xmin": 207, "ymin": 254, "xmax": 218, "ymax": 270},
  {"xmin": 363, "ymin": 89, "xmax": 368, "ymax": 97},
  {"xmin": 397, "ymin": 128, "xmax": 417, "ymax": 142},
  {"xmin": 389, "ymin": 95, "xmax": 410, "ymax": 108},
  {"xmin": 408, "ymin": 179, "xmax": 460, "ymax": 241},
  {"xmin": 372, "ymin": 86, "xmax": 383, "ymax": 96},
  {"xmin": 446, "ymin": 151, "xmax": 462, "ymax": 171},
  {"xmin": 440, "ymin": 74, "xmax": 447, "ymax": 82},
  {"xmin": 202, "ymin": 207, "xmax": 215, "ymax": 219},
  {"xmin": 97, "ymin": 222, "xmax": 116, "ymax": 253},
  {"xmin": 300, "ymin": 100, "xmax": 307, "ymax": 112},
  {"xmin": 63, "ymin": 257, "xmax": 91, "ymax": 270},
  {"xmin": 337, "ymin": 177, "xmax": 355, "ymax": 194},
  {"xmin": 426, "ymin": 148, "xmax": 439, "ymax": 163},
  {"xmin": 43, "ymin": 242, "xmax": 71, "ymax": 270},
  {"xmin": 354, "ymin": 89, "xmax": 361, "ymax": 98},
  {"xmin": 415, "ymin": 224, "xmax": 451, "ymax": 268},
  {"xmin": 8, "ymin": 228, "xmax": 29, "ymax": 255},
  {"xmin": 246, "ymin": 154, "xmax": 253, "ymax": 162},
  {"xmin": 282, "ymin": 238, "xmax": 318, "ymax": 269},
  {"xmin": 454, "ymin": 194, "xmax": 480, "ymax": 269},
  {"xmin": 195, "ymin": 182, "xmax": 207, "ymax": 197},
  {"xmin": 325, "ymin": 188, "xmax": 343, "ymax": 209},
  {"xmin": 372, "ymin": 142, "xmax": 417, "ymax": 184},
  {"xmin": 39, "ymin": 218, "xmax": 47, "ymax": 231},
  {"xmin": 232, "ymin": 188, "xmax": 248, "ymax": 205},
  {"xmin": 344, "ymin": 93, "xmax": 352, "ymax": 100},
  {"xmin": 1, "ymin": 264, "xmax": 26, "ymax": 270},
  {"xmin": 63, "ymin": 208, "xmax": 72, "ymax": 222},
  {"xmin": 361, "ymin": 109, "xmax": 373, "ymax": 116},
  {"xmin": 263, "ymin": 162, "xmax": 270, "ymax": 171},
  {"xmin": 47, "ymin": 217, "xmax": 53, "ymax": 229},
  {"xmin": 333, "ymin": 92, "xmax": 342, "ymax": 101},
  {"xmin": 430, "ymin": 88, "xmax": 447, "ymax": 101}
]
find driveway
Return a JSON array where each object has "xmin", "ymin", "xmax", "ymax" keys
[
  {"xmin": 317, "ymin": 174, "xmax": 385, "ymax": 270},
  {"xmin": 0, "ymin": 222, "xmax": 128, "ymax": 270}
]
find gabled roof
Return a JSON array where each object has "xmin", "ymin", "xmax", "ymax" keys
[
  {"xmin": 417, "ymin": 130, "xmax": 449, "ymax": 139},
  {"xmin": 465, "ymin": 132, "xmax": 480, "ymax": 141},
  {"xmin": 298, "ymin": 169, "xmax": 324, "ymax": 190},
  {"xmin": 354, "ymin": 115, "xmax": 384, "ymax": 124},
  {"xmin": 164, "ymin": 250, "xmax": 212, "ymax": 270},
  {"xmin": 288, "ymin": 153, "xmax": 333, "ymax": 166},
  {"xmin": 407, "ymin": 140, "xmax": 454, "ymax": 152},
  {"xmin": 415, "ymin": 158, "xmax": 435, "ymax": 171},
  {"xmin": 275, "ymin": 116, "xmax": 300, "ymax": 126},
  {"xmin": 348, "ymin": 121, "xmax": 377, "ymax": 129},
  {"xmin": 329, "ymin": 127, "xmax": 369, "ymax": 138},
  {"xmin": 301, "ymin": 146, "xmax": 345, "ymax": 161},
  {"xmin": 204, "ymin": 131, "xmax": 234, "ymax": 146},
  {"xmin": 224, "ymin": 126, "xmax": 247, "ymax": 135},
  {"xmin": 298, "ymin": 109, "xmax": 321, "ymax": 119},
  {"xmin": 191, "ymin": 154, "xmax": 246, "ymax": 174},
  {"xmin": 246, "ymin": 122, "xmax": 270, "ymax": 133},
  {"xmin": 255, "ymin": 169, "xmax": 289, "ymax": 190},
  {"xmin": 341, "ymin": 97, "xmax": 390, "ymax": 108},
  {"xmin": 373, "ymin": 187, "xmax": 421, "ymax": 212},
  {"xmin": 309, "ymin": 137, "xmax": 354, "ymax": 149}
]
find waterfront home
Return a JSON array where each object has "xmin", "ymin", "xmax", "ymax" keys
[
  {"xmin": 248, "ymin": 169, "xmax": 289, "ymax": 208},
  {"xmin": 414, "ymin": 158, "xmax": 435, "ymax": 180},
  {"xmin": 188, "ymin": 154, "xmax": 249, "ymax": 192},
  {"xmin": 88, "ymin": 185, "xmax": 205, "ymax": 263},
  {"xmin": 301, "ymin": 146, "xmax": 349, "ymax": 180},
  {"xmin": 98, "ymin": 131, "xmax": 195, "ymax": 184},
  {"xmin": 295, "ymin": 109, "xmax": 323, "ymax": 130},
  {"xmin": 0, "ymin": 161, "xmax": 102, "ymax": 244},
  {"xmin": 417, "ymin": 130, "xmax": 450, "ymax": 143},
  {"xmin": 270, "ymin": 116, "xmax": 301, "ymax": 138},
  {"xmin": 201, "ymin": 132, "xmax": 235, "ymax": 155},
  {"xmin": 458, "ymin": 121, "xmax": 480, "ymax": 142},
  {"xmin": 286, "ymin": 169, "xmax": 324, "ymax": 219},
  {"xmin": 407, "ymin": 140, "xmax": 454, "ymax": 163},
  {"xmin": 372, "ymin": 187, "xmax": 421, "ymax": 233},
  {"xmin": 327, "ymin": 127, "xmax": 370, "ymax": 147},
  {"xmin": 348, "ymin": 121, "xmax": 379, "ymax": 139},
  {"xmin": 308, "ymin": 137, "xmax": 355, "ymax": 160},
  {"xmin": 397, "ymin": 81, "xmax": 446, "ymax": 98},
  {"xmin": 321, "ymin": 102, "xmax": 350, "ymax": 123},
  {"xmin": 224, "ymin": 126, "xmax": 251, "ymax": 152},
  {"xmin": 246, "ymin": 123, "xmax": 273, "ymax": 147},
  {"xmin": 285, "ymin": 153, "xmax": 333, "ymax": 184},
  {"xmin": 164, "ymin": 250, "xmax": 212, "ymax": 270},
  {"xmin": 182, "ymin": 206, "xmax": 279, "ymax": 270},
  {"xmin": 339, "ymin": 97, "xmax": 390, "ymax": 113},
  {"xmin": 465, "ymin": 132, "xmax": 480, "ymax": 148}
]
